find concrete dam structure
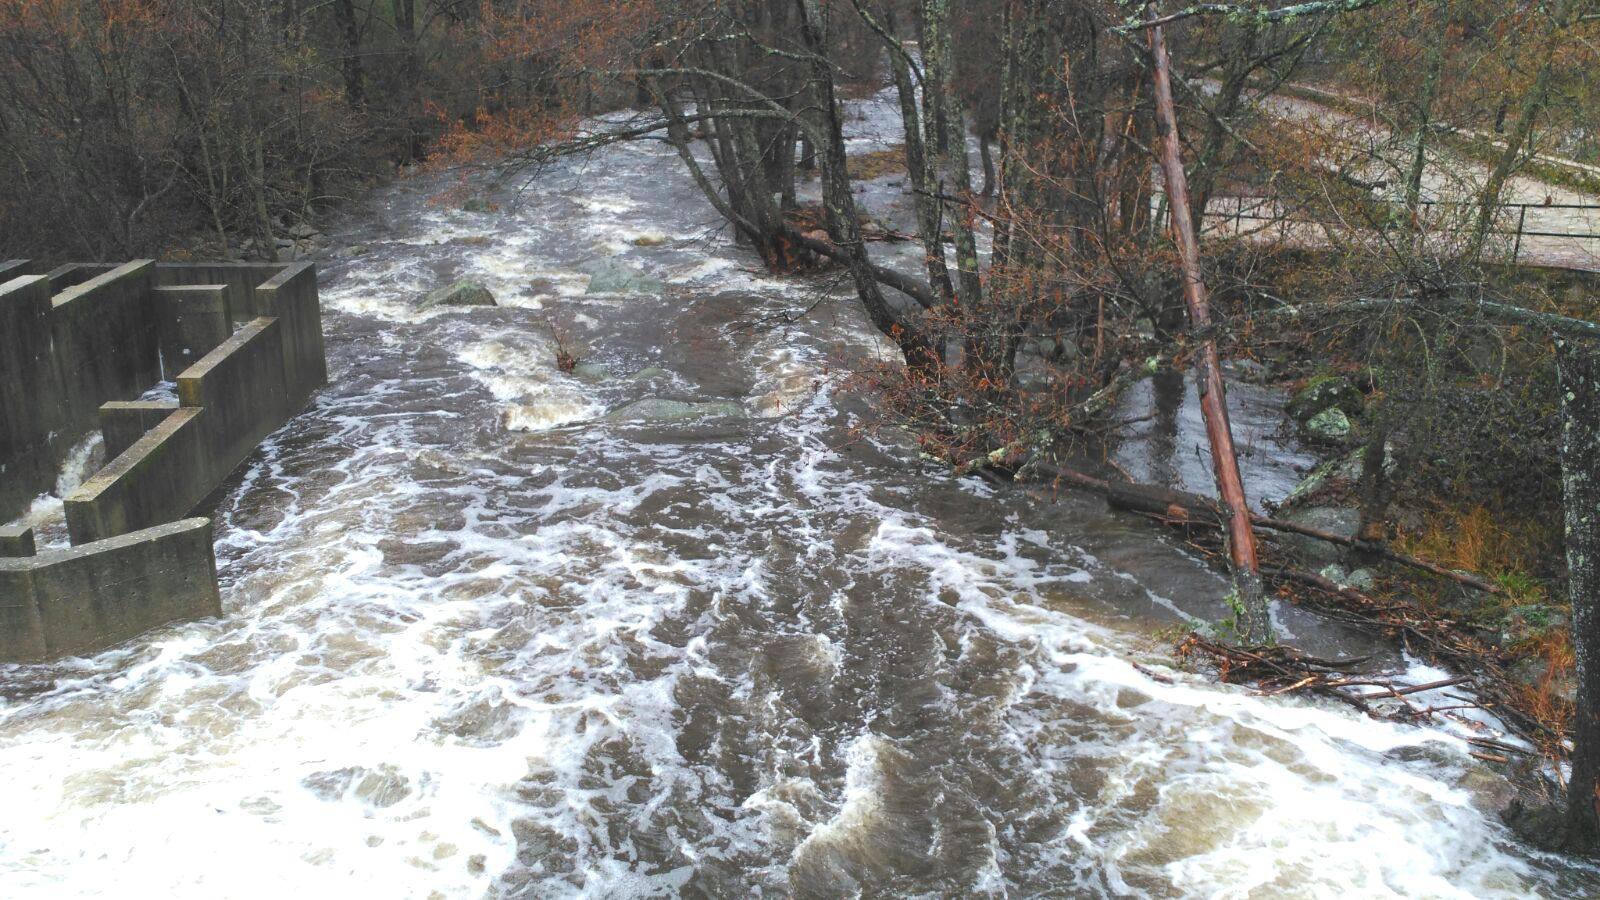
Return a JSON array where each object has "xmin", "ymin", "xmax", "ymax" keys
[{"xmin": 0, "ymin": 259, "xmax": 325, "ymax": 661}]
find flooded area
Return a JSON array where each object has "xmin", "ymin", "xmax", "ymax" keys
[{"xmin": 2, "ymin": 93, "xmax": 1598, "ymax": 897}]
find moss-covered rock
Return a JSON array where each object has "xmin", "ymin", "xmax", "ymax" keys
[
  {"xmin": 1288, "ymin": 375, "xmax": 1363, "ymax": 422},
  {"xmin": 1303, "ymin": 407, "xmax": 1353, "ymax": 444},
  {"xmin": 420, "ymin": 280, "xmax": 496, "ymax": 309}
]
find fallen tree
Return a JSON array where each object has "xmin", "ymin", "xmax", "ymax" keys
[
  {"xmin": 1147, "ymin": 9, "xmax": 1270, "ymax": 643},
  {"xmin": 1031, "ymin": 462, "xmax": 1502, "ymax": 595}
]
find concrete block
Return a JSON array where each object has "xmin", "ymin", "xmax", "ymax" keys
[
  {"xmin": 155, "ymin": 262, "xmax": 281, "ymax": 330},
  {"xmin": 67, "ymin": 317, "xmax": 299, "ymax": 544},
  {"xmin": 0, "ymin": 525, "xmax": 36, "ymax": 557},
  {"xmin": 44, "ymin": 263, "xmax": 113, "ymax": 293},
  {"xmin": 154, "ymin": 284, "xmax": 233, "ymax": 375},
  {"xmin": 99, "ymin": 400, "xmax": 180, "ymax": 460},
  {"xmin": 0, "ymin": 517, "xmax": 221, "ymax": 662},
  {"xmin": 257, "ymin": 263, "xmax": 327, "ymax": 401},
  {"xmin": 179, "ymin": 316, "xmax": 290, "ymax": 476},
  {"xmin": 65, "ymin": 408, "xmax": 209, "ymax": 545},
  {"xmin": 50, "ymin": 260, "xmax": 160, "ymax": 435},
  {"xmin": 0, "ymin": 275, "xmax": 63, "ymax": 522},
  {"xmin": 0, "ymin": 565, "xmax": 47, "ymax": 661}
]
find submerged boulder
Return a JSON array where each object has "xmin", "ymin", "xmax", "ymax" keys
[
  {"xmin": 420, "ymin": 279, "xmax": 496, "ymax": 309},
  {"xmin": 570, "ymin": 362, "xmax": 612, "ymax": 381},
  {"xmin": 580, "ymin": 259, "xmax": 664, "ymax": 295},
  {"xmin": 606, "ymin": 398, "xmax": 744, "ymax": 422}
]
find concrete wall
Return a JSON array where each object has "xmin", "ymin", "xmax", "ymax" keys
[
  {"xmin": 64, "ymin": 313, "xmax": 312, "ymax": 544},
  {"xmin": 50, "ymin": 261, "xmax": 162, "ymax": 430},
  {"xmin": 257, "ymin": 263, "xmax": 328, "ymax": 402},
  {"xmin": 0, "ymin": 518, "xmax": 220, "ymax": 662},
  {"xmin": 0, "ymin": 261, "xmax": 325, "ymax": 524},
  {"xmin": 0, "ymin": 262, "xmax": 163, "ymax": 521},
  {"xmin": 0, "ymin": 260, "xmax": 324, "ymax": 662},
  {"xmin": 155, "ymin": 285, "xmax": 233, "ymax": 373},
  {"xmin": 0, "ymin": 276, "xmax": 64, "ymax": 519},
  {"xmin": 100, "ymin": 401, "xmax": 180, "ymax": 459}
]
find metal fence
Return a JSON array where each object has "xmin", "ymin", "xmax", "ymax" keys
[{"xmin": 1200, "ymin": 195, "xmax": 1600, "ymax": 264}]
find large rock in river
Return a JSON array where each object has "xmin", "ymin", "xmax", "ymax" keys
[
  {"xmin": 606, "ymin": 398, "xmax": 744, "ymax": 422},
  {"xmin": 581, "ymin": 259, "xmax": 664, "ymax": 295},
  {"xmin": 421, "ymin": 280, "xmax": 496, "ymax": 309}
]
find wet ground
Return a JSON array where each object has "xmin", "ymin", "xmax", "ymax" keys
[{"xmin": 3, "ymin": 93, "xmax": 1599, "ymax": 897}]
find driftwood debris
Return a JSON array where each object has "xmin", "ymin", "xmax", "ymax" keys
[{"xmin": 1179, "ymin": 633, "xmax": 1492, "ymax": 728}]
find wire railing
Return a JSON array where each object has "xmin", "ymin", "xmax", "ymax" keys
[{"xmin": 1200, "ymin": 195, "xmax": 1600, "ymax": 264}]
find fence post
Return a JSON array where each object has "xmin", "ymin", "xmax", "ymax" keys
[{"xmin": 1513, "ymin": 204, "xmax": 1528, "ymax": 263}]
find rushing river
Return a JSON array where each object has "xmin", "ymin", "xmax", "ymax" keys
[{"xmin": 3, "ymin": 93, "xmax": 1599, "ymax": 898}]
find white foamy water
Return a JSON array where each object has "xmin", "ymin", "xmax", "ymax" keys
[{"xmin": 2, "ymin": 89, "xmax": 1595, "ymax": 898}]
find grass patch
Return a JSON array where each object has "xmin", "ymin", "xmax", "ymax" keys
[{"xmin": 846, "ymin": 145, "xmax": 907, "ymax": 180}]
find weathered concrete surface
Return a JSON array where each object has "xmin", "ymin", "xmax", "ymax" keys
[
  {"xmin": 0, "ymin": 525, "xmax": 35, "ymax": 557},
  {"xmin": 256, "ymin": 262, "xmax": 328, "ymax": 402},
  {"xmin": 66, "ymin": 315, "xmax": 305, "ymax": 544},
  {"xmin": 0, "ymin": 276, "xmax": 64, "ymax": 520},
  {"xmin": 51, "ymin": 261, "xmax": 161, "ymax": 428},
  {"xmin": 100, "ymin": 400, "xmax": 180, "ymax": 460},
  {"xmin": 65, "ymin": 408, "xmax": 208, "ymax": 545},
  {"xmin": 155, "ymin": 284, "xmax": 232, "ymax": 372},
  {"xmin": 179, "ymin": 317, "xmax": 292, "ymax": 478},
  {"xmin": 2, "ymin": 260, "xmax": 326, "ymax": 662},
  {"xmin": 0, "ymin": 518, "xmax": 220, "ymax": 662}
]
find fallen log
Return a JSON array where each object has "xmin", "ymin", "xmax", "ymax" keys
[{"xmin": 1030, "ymin": 462, "xmax": 1501, "ymax": 595}]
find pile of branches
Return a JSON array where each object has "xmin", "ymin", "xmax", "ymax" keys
[{"xmin": 1176, "ymin": 634, "xmax": 1527, "ymax": 765}]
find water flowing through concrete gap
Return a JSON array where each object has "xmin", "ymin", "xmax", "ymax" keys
[{"xmin": 2, "ymin": 89, "xmax": 1598, "ymax": 898}]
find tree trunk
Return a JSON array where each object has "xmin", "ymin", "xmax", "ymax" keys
[
  {"xmin": 920, "ymin": 0, "xmax": 982, "ymax": 309},
  {"xmin": 1469, "ymin": 0, "xmax": 1573, "ymax": 258},
  {"xmin": 1148, "ymin": 12, "xmax": 1269, "ymax": 644},
  {"xmin": 797, "ymin": 0, "xmax": 938, "ymax": 372},
  {"xmin": 395, "ymin": 0, "xmax": 423, "ymax": 159},
  {"xmin": 1558, "ymin": 336, "xmax": 1600, "ymax": 851},
  {"xmin": 333, "ymin": 0, "xmax": 364, "ymax": 109},
  {"xmin": 978, "ymin": 132, "xmax": 995, "ymax": 197},
  {"xmin": 883, "ymin": 7, "xmax": 955, "ymax": 308}
]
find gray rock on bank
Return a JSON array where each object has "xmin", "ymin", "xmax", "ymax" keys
[
  {"xmin": 1276, "ymin": 505, "xmax": 1361, "ymax": 569},
  {"xmin": 1288, "ymin": 375, "xmax": 1362, "ymax": 421},
  {"xmin": 420, "ymin": 280, "xmax": 496, "ymax": 309},
  {"xmin": 1290, "ymin": 376, "xmax": 1363, "ymax": 446},
  {"xmin": 1304, "ymin": 407, "xmax": 1353, "ymax": 444}
]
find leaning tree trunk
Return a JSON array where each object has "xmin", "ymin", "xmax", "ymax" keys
[
  {"xmin": 1558, "ymin": 335, "xmax": 1600, "ymax": 851},
  {"xmin": 1148, "ymin": 12, "xmax": 1269, "ymax": 644}
]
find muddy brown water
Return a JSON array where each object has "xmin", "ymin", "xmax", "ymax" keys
[{"xmin": 3, "ymin": 97, "xmax": 1599, "ymax": 897}]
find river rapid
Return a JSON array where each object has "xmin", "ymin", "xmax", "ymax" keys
[{"xmin": 2, "ymin": 92, "xmax": 1598, "ymax": 898}]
